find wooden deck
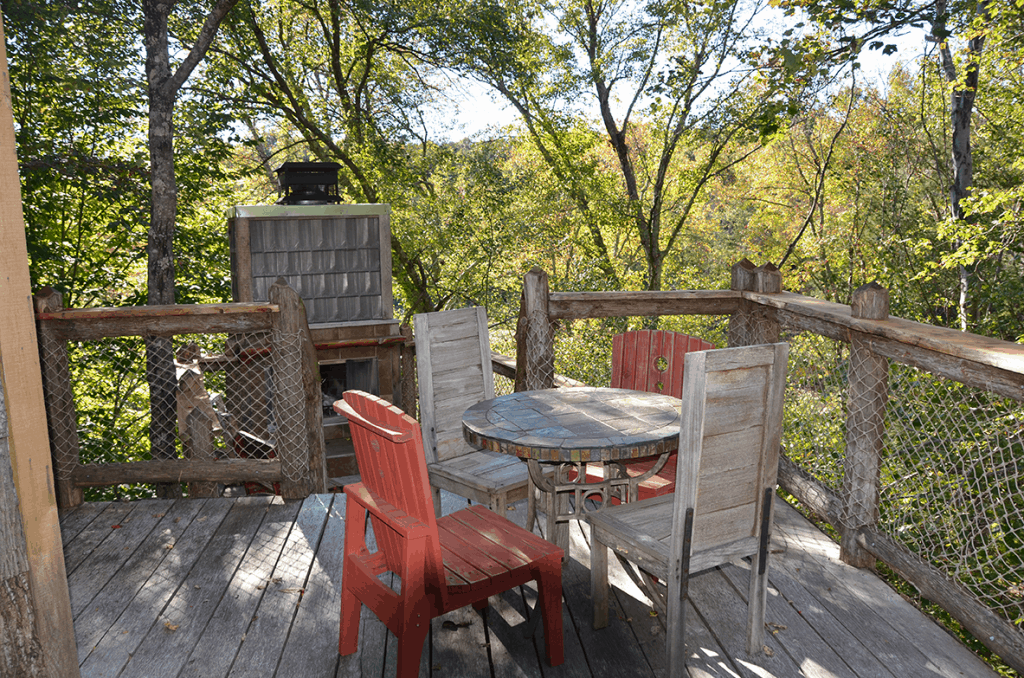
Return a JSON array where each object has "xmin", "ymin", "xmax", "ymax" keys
[{"xmin": 61, "ymin": 491, "xmax": 998, "ymax": 678}]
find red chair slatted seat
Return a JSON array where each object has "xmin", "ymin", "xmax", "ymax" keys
[
  {"xmin": 588, "ymin": 330, "xmax": 714, "ymax": 500},
  {"xmin": 335, "ymin": 390, "xmax": 564, "ymax": 677}
]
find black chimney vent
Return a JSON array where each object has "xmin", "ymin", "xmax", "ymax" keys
[{"xmin": 275, "ymin": 162, "xmax": 342, "ymax": 205}]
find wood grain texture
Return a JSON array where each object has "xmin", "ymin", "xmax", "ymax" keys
[
  {"xmin": 110, "ymin": 497, "xmax": 277, "ymax": 678},
  {"xmin": 224, "ymin": 494, "xmax": 331, "ymax": 678},
  {"xmin": 61, "ymin": 492, "xmax": 1005, "ymax": 678},
  {"xmin": 36, "ymin": 303, "xmax": 277, "ymax": 341},
  {"xmin": 75, "ymin": 497, "xmax": 238, "ymax": 677},
  {"xmin": 548, "ymin": 289, "xmax": 743, "ymax": 320},
  {"xmin": 71, "ymin": 498, "xmax": 207, "ymax": 663},
  {"xmin": 2, "ymin": 26, "xmax": 79, "ymax": 666},
  {"xmin": 71, "ymin": 458, "xmax": 283, "ymax": 486}
]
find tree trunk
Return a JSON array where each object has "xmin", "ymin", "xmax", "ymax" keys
[
  {"xmin": 144, "ymin": 3, "xmax": 181, "ymax": 496},
  {"xmin": 936, "ymin": 0, "xmax": 989, "ymax": 331},
  {"xmin": 141, "ymin": 0, "xmax": 239, "ymax": 496}
]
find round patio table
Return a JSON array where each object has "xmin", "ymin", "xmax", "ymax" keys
[{"xmin": 462, "ymin": 387, "xmax": 681, "ymax": 552}]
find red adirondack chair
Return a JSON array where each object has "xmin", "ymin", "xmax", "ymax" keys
[
  {"xmin": 592, "ymin": 330, "xmax": 715, "ymax": 499},
  {"xmin": 334, "ymin": 390, "xmax": 564, "ymax": 676}
]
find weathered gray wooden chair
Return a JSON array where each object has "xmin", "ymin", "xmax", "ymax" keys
[
  {"xmin": 413, "ymin": 306, "xmax": 533, "ymax": 519},
  {"xmin": 587, "ymin": 342, "xmax": 789, "ymax": 675}
]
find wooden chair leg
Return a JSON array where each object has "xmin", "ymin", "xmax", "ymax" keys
[
  {"xmin": 746, "ymin": 548, "xmax": 769, "ymax": 655},
  {"xmin": 666, "ymin": 569, "xmax": 688, "ymax": 677},
  {"xmin": 490, "ymin": 492, "xmax": 507, "ymax": 519},
  {"xmin": 395, "ymin": 622, "xmax": 430, "ymax": 678},
  {"xmin": 338, "ymin": 578, "xmax": 361, "ymax": 656},
  {"xmin": 432, "ymin": 487, "xmax": 442, "ymax": 517},
  {"xmin": 527, "ymin": 478, "xmax": 537, "ymax": 533},
  {"xmin": 591, "ymin": 535, "xmax": 609, "ymax": 629},
  {"xmin": 536, "ymin": 558, "xmax": 565, "ymax": 667}
]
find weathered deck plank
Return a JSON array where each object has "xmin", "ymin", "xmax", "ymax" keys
[
  {"xmin": 73, "ymin": 498, "xmax": 207, "ymax": 664},
  {"xmin": 62, "ymin": 492, "xmax": 1000, "ymax": 678},
  {"xmin": 109, "ymin": 496, "xmax": 277, "ymax": 678},
  {"xmin": 59, "ymin": 500, "xmax": 110, "ymax": 547},
  {"xmin": 77, "ymin": 497, "xmax": 237, "ymax": 677},
  {"xmin": 67, "ymin": 498, "xmax": 176, "ymax": 618},
  {"xmin": 175, "ymin": 498, "xmax": 303, "ymax": 678},
  {"xmin": 276, "ymin": 494, "xmax": 344, "ymax": 678},
  {"xmin": 226, "ymin": 493, "xmax": 332, "ymax": 678}
]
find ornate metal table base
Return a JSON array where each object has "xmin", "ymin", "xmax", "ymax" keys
[{"xmin": 526, "ymin": 454, "xmax": 671, "ymax": 554}]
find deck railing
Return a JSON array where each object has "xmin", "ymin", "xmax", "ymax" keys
[
  {"xmin": 518, "ymin": 261, "xmax": 1024, "ymax": 673},
  {"xmin": 34, "ymin": 279, "xmax": 327, "ymax": 507}
]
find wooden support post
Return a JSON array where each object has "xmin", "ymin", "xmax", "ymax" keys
[
  {"xmin": 841, "ymin": 281, "xmax": 890, "ymax": 568},
  {"xmin": 520, "ymin": 267, "xmax": 554, "ymax": 391},
  {"xmin": 1, "ymin": 365, "xmax": 49, "ymax": 677},
  {"xmin": 270, "ymin": 279, "xmax": 315, "ymax": 497},
  {"xmin": 751, "ymin": 263, "xmax": 782, "ymax": 344},
  {"xmin": 728, "ymin": 259, "xmax": 756, "ymax": 347},
  {"xmin": 185, "ymin": 408, "xmax": 218, "ymax": 497},
  {"xmin": 1, "ymin": 14, "xmax": 80, "ymax": 671},
  {"xmin": 33, "ymin": 289, "xmax": 83, "ymax": 508}
]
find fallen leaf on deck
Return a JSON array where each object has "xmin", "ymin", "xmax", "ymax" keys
[
  {"xmin": 111, "ymin": 525, "xmax": 122, "ymax": 529},
  {"xmin": 164, "ymin": 622, "xmax": 179, "ymax": 632},
  {"xmin": 763, "ymin": 645, "xmax": 773, "ymax": 657}
]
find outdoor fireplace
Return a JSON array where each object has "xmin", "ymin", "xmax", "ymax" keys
[{"xmin": 227, "ymin": 201, "xmax": 400, "ymax": 481}]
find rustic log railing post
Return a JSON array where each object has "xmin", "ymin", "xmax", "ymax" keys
[
  {"xmin": 841, "ymin": 281, "xmax": 890, "ymax": 567},
  {"xmin": 269, "ymin": 279, "xmax": 316, "ymax": 497},
  {"xmin": 751, "ymin": 263, "xmax": 782, "ymax": 344},
  {"xmin": 519, "ymin": 267, "xmax": 554, "ymax": 391},
  {"xmin": 185, "ymin": 408, "xmax": 218, "ymax": 498},
  {"xmin": 728, "ymin": 259, "xmax": 756, "ymax": 347},
  {"xmin": 33, "ymin": 288, "xmax": 83, "ymax": 508}
]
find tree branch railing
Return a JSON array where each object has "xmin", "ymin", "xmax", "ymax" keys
[
  {"xmin": 518, "ymin": 260, "xmax": 1024, "ymax": 674},
  {"xmin": 34, "ymin": 279, "xmax": 326, "ymax": 508}
]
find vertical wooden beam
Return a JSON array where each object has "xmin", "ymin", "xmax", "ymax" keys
[
  {"xmin": 270, "ymin": 278, "xmax": 316, "ymax": 497},
  {"xmin": 1, "ymin": 361, "xmax": 48, "ymax": 677},
  {"xmin": 521, "ymin": 267, "xmax": 554, "ymax": 391},
  {"xmin": 841, "ymin": 281, "xmax": 890, "ymax": 568},
  {"xmin": 33, "ymin": 289, "xmax": 83, "ymax": 508},
  {"xmin": 728, "ymin": 258, "xmax": 756, "ymax": 347},
  {"xmin": 751, "ymin": 263, "xmax": 782, "ymax": 344},
  {"xmin": 0, "ymin": 12, "xmax": 80, "ymax": 675},
  {"xmin": 185, "ymin": 408, "xmax": 218, "ymax": 497}
]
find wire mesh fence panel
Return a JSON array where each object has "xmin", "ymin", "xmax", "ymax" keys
[
  {"xmin": 39, "ymin": 328, "xmax": 308, "ymax": 500},
  {"xmin": 493, "ymin": 372, "xmax": 516, "ymax": 397},
  {"xmin": 779, "ymin": 331, "xmax": 851, "ymax": 493},
  {"xmin": 880, "ymin": 365, "xmax": 1024, "ymax": 626}
]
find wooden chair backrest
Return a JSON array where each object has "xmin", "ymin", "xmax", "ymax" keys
[
  {"xmin": 673, "ymin": 343, "xmax": 788, "ymax": 556},
  {"xmin": 611, "ymin": 330, "xmax": 714, "ymax": 398},
  {"xmin": 413, "ymin": 307, "xmax": 496, "ymax": 463},
  {"xmin": 337, "ymin": 390, "xmax": 445, "ymax": 588}
]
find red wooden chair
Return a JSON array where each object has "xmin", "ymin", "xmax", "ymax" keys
[
  {"xmin": 334, "ymin": 390, "xmax": 564, "ymax": 676},
  {"xmin": 590, "ymin": 330, "xmax": 715, "ymax": 500}
]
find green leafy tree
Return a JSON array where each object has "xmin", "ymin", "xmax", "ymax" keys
[{"xmin": 470, "ymin": 0, "xmax": 801, "ymax": 292}]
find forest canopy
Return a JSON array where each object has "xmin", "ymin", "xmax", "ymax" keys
[{"xmin": 5, "ymin": 0, "xmax": 1024, "ymax": 340}]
